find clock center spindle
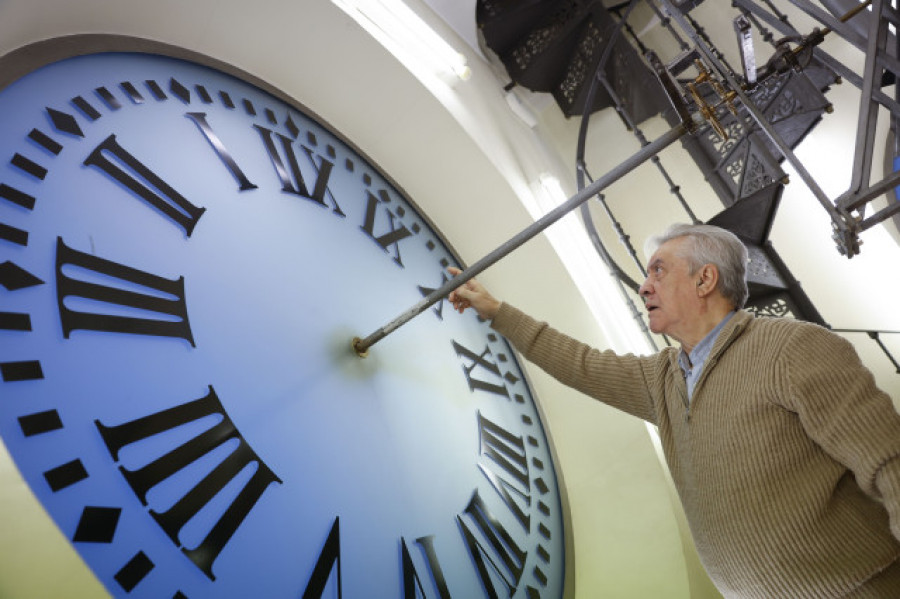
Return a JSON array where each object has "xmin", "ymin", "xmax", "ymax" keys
[{"xmin": 351, "ymin": 336, "xmax": 369, "ymax": 358}]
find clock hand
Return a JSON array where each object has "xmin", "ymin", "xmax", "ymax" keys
[{"xmin": 352, "ymin": 117, "xmax": 697, "ymax": 356}]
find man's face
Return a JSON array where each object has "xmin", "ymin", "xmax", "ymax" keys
[{"xmin": 639, "ymin": 237, "xmax": 700, "ymax": 339}]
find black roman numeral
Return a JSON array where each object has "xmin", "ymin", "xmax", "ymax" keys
[
  {"xmin": 457, "ymin": 490, "xmax": 527, "ymax": 599},
  {"xmin": 55, "ymin": 237, "xmax": 195, "ymax": 345},
  {"xmin": 83, "ymin": 134, "xmax": 206, "ymax": 236},
  {"xmin": 186, "ymin": 112, "xmax": 257, "ymax": 191},
  {"xmin": 401, "ymin": 535, "xmax": 452, "ymax": 599},
  {"xmin": 360, "ymin": 190, "xmax": 412, "ymax": 267},
  {"xmin": 418, "ymin": 271, "xmax": 451, "ymax": 320},
  {"xmin": 404, "ymin": 412, "xmax": 540, "ymax": 597},
  {"xmin": 254, "ymin": 125, "xmax": 343, "ymax": 215},
  {"xmin": 302, "ymin": 517, "xmax": 342, "ymax": 598},
  {"xmin": 94, "ymin": 386, "xmax": 281, "ymax": 580},
  {"xmin": 477, "ymin": 412, "xmax": 530, "ymax": 530},
  {"xmin": 451, "ymin": 340, "xmax": 510, "ymax": 399}
]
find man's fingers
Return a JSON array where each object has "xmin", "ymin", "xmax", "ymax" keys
[{"xmin": 447, "ymin": 266, "xmax": 479, "ymax": 315}]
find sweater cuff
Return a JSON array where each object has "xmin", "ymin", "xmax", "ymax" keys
[
  {"xmin": 490, "ymin": 302, "xmax": 518, "ymax": 333},
  {"xmin": 490, "ymin": 302, "xmax": 535, "ymax": 345}
]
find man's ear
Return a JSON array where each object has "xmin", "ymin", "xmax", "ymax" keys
[{"xmin": 696, "ymin": 264, "xmax": 719, "ymax": 297}]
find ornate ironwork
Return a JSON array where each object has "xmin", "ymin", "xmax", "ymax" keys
[
  {"xmin": 476, "ymin": 0, "xmax": 900, "ymax": 371},
  {"xmin": 479, "ymin": 0, "xmax": 668, "ymax": 119},
  {"xmin": 745, "ymin": 293, "xmax": 797, "ymax": 318},
  {"xmin": 509, "ymin": 0, "xmax": 592, "ymax": 80}
]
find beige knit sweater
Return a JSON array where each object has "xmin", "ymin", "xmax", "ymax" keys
[{"xmin": 492, "ymin": 305, "xmax": 900, "ymax": 598}]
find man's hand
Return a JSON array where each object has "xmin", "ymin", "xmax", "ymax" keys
[{"xmin": 447, "ymin": 267, "xmax": 502, "ymax": 320}]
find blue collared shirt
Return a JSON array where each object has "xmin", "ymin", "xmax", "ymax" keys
[{"xmin": 678, "ymin": 312, "xmax": 735, "ymax": 402}]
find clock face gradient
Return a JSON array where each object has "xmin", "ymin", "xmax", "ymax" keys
[{"xmin": 0, "ymin": 51, "xmax": 566, "ymax": 597}]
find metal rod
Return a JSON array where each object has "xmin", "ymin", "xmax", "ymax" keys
[
  {"xmin": 832, "ymin": 329, "xmax": 900, "ymax": 373},
  {"xmin": 848, "ymin": 0, "xmax": 886, "ymax": 196},
  {"xmin": 860, "ymin": 194, "xmax": 900, "ymax": 232},
  {"xmin": 837, "ymin": 168, "xmax": 900, "ymax": 211},
  {"xmin": 352, "ymin": 117, "xmax": 697, "ymax": 355},
  {"xmin": 832, "ymin": 328, "xmax": 900, "ymax": 335}
]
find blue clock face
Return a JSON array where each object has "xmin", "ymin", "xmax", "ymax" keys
[{"xmin": 0, "ymin": 49, "xmax": 566, "ymax": 598}]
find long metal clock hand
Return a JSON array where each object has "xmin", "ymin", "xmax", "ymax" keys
[{"xmin": 353, "ymin": 114, "xmax": 701, "ymax": 356}]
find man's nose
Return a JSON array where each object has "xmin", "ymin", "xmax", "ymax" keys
[{"xmin": 639, "ymin": 278, "xmax": 651, "ymax": 297}]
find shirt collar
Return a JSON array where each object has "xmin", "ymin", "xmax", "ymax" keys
[{"xmin": 678, "ymin": 311, "xmax": 736, "ymax": 373}]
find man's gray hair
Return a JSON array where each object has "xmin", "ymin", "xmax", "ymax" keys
[{"xmin": 645, "ymin": 223, "xmax": 749, "ymax": 309}]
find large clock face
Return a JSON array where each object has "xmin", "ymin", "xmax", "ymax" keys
[{"xmin": 0, "ymin": 48, "xmax": 567, "ymax": 597}]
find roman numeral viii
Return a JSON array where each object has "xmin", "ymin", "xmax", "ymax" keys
[
  {"xmin": 55, "ymin": 237, "xmax": 195, "ymax": 345},
  {"xmin": 95, "ymin": 386, "xmax": 281, "ymax": 580}
]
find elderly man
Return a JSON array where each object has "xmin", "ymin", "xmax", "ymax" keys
[{"xmin": 448, "ymin": 223, "xmax": 900, "ymax": 597}]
